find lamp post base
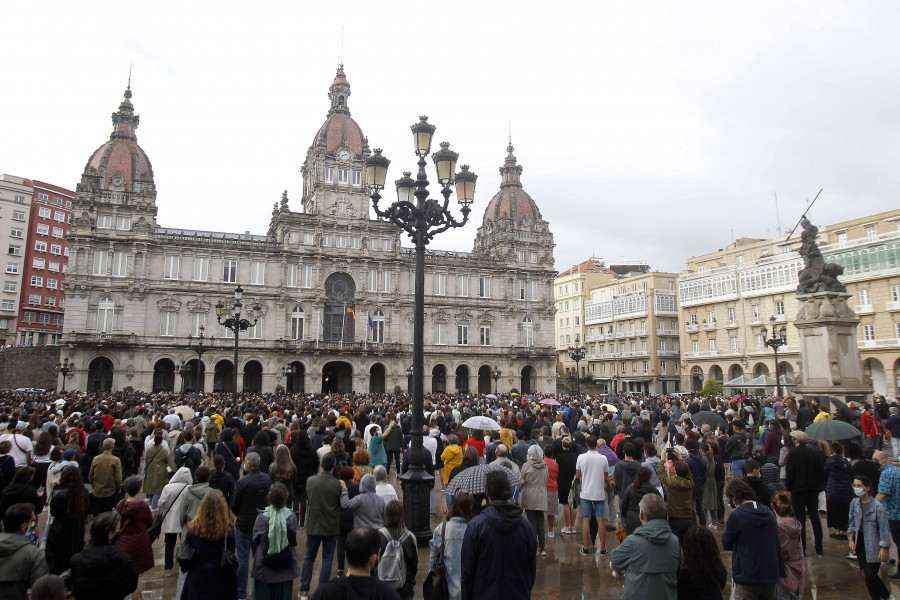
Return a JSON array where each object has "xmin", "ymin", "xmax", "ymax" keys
[{"xmin": 400, "ymin": 466, "xmax": 435, "ymax": 546}]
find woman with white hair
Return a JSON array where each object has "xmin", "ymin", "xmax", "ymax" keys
[
  {"xmin": 373, "ymin": 465, "xmax": 399, "ymax": 505},
  {"xmin": 520, "ymin": 443, "xmax": 549, "ymax": 556}
]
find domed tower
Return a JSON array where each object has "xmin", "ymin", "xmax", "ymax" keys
[
  {"xmin": 300, "ymin": 65, "xmax": 372, "ymax": 219},
  {"xmin": 73, "ymin": 83, "xmax": 157, "ymax": 236},
  {"xmin": 474, "ymin": 143, "xmax": 554, "ymax": 266}
]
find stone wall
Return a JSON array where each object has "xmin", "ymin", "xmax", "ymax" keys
[{"xmin": 0, "ymin": 346, "xmax": 61, "ymax": 390}]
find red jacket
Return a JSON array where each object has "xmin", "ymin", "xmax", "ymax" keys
[{"xmin": 861, "ymin": 411, "xmax": 882, "ymax": 438}]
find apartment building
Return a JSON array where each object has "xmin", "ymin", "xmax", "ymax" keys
[
  {"xmin": 677, "ymin": 208, "xmax": 900, "ymax": 397},
  {"xmin": 0, "ymin": 174, "xmax": 33, "ymax": 345},
  {"xmin": 584, "ymin": 271, "xmax": 681, "ymax": 395}
]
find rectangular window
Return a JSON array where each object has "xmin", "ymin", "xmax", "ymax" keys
[
  {"xmin": 36, "ymin": 224, "xmax": 49, "ymax": 235},
  {"xmin": 164, "ymin": 255, "xmax": 180, "ymax": 280},
  {"xmin": 96, "ymin": 215, "xmax": 112, "ymax": 229},
  {"xmin": 250, "ymin": 260, "xmax": 265, "ymax": 285},
  {"xmin": 116, "ymin": 215, "xmax": 130, "ymax": 229},
  {"xmin": 368, "ymin": 269, "xmax": 378, "ymax": 291},
  {"xmin": 4, "ymin": 263, "xmax": 17, "ymax": 274},
  {"xmin": 193, "ymin": 256, "xmax": 209, "ymax": 281},
  {"xmin": 479, "ymin": 277, "xmax": 491, "ymax": 298},
  {"xmin": 31, "ymin": 276, "xmax": 43, "ymax": 287},
  {"xmin": 458, "ymin": 275, "xmax": 469, "ymax": 297},
  {"xmin": 859, "ymin": 289, "xmax": 871, "ymax": 306},
  {"xmin": 12, "ymin": 210, "xmax": 25, "ymax": 221},
  {"xmin": 529, "ymin": 280, "xmax": 537, "ymax": 300},
  {"xmin": 39, "ymin": 313, "xmax": 51, "ymax": 324},
  {"xmin": 1, "ymin": 300, "xmax": 13, "ymax": 311},
  {"xmin": 325, "ymin": 167, "xmax": 334, "ymax": 183},
  {"xmin": 480, "ymin": 325, "xmax": 491, "ymax": 346},
  {"xmin": 49, "ymin": 244, "xmax": 62, "ymax": 255},
  {"xmin": 382, "ymin": 270, "xmax": 391, "ymax": 292},
  {"xmin": 710, "ymin": 339, "xmax": 717, "ymax": 351},
  {"xmin": 2, "ymin": 282, "xmax": 14, "ymax": 293},
  {"xmin": 891, "ymin": 285, "xmax": 900, "ymax": 303},
  {"xmin": 516, "ymin": 250, "xmax": 525, "ymax": 262},
  {"xmin": 112, "ymin": 251, "xmax": 127, "ymax": 277},
  {"xmin": 352, "ymin": 171, "xmax": 361, "ymax": 186},
  {"xmin": 52, "ymin": 314, "xmax": 63, "ymax": 325},
  {"xmin": 286, "ymin": 264, "xmax": 298, "ymax": 287},
  {"xmin": 38, "ymin": 207, "xmax": 51, "ymax": 219},
  {"xmin": 643, "ymin": 361, "xmax": 649, "ymax": 375},
  {"xmin": 660, "ymin": 360, "xmax": 667, "ymax": 374},
  {"xmin": 159, "ymin": 312, "xmax": 176, "ymax": 336},
  {"xmin": 528, "ymin": 251, "xmax": 537, "ymax": 263},
  {"xmin": 190, "ymin": 313, "xmax": 205, "ymax": 337},
  {"xmin": 689, "ymin": 313, "xmax": 697, "ymax": 325},
  {"xmin": 28, "ymin": 294, "xmax": 40, "ymax": 305},
  {"xmin": 434, "ymin": 273, "xmax": 446, "ymax": 296},
  {"xmin": 45, "ymin": 296, "xmax": 55, "ymax": 307},
  {"xmin": 93, "ymin": 252, "xmax": 108, "ymax": 275},
  {"xmin": 7, "ymin": 245, "xmax": 20, "ymax": 256},
  {"xmin": 300, "ymin": 264, "xmax": 313, "ymax": 288},
  {"xmin": 755, "ymin": 334, "xmax": 764, "ymax": 349},
  {"xmin": 752, "ymin": 305, "xmax": 760, "ymax": 320},
  {"xmin": 52, "ymin": 227, "xmax": 63, "ymax": 238},
  {"xmin": 731, "ymin": 336, "xmax": 738, "ymax": 350},
  {"xmin": 46, "ymin": 278, "xmax": 57, "ymax": 290},
  {"xmin": 301, "ymin": 232, "xmax": 314, "ymax": 245},
  {"xmin": 435, "ymin": 322, "xmax": 446, "ymax": 345},
  {"xmin": 10, "ymin": 228, "xmax": 23, "ymax": 239},
  {"xmin": 48, "ymin": 261, "xmax": 59, "ymax": 272},
  {"xmin": 692, "ymin": 340, "xmax": 699, "ymax": 352},
  {"xmin": 35, "ymin": 241, "xmax": 47, "ymax": 252},
  {"xmin": 458, "ymin": 324, "xmax": 468, "ymax": 345},
  {"xmin": 866, "ymin": 226, "xmax": 877, "ymax": 241},
  {"xmin": 707, "ymin": 310, "xmax": 715, "ymax": 323},
  {"xmin": 518, "ymin": 279, "xmax": 527, "ymax": 300},
  {"xmin": 775, "ymin": 300, "xmax": 784, "ymax": 316},
  {"xmin": 862, "ymin": 324, "xmax": 875, "ymax": 341},
  {"xmin": 728, "ymin": 307, "xmax": 736, "ymax": 323},
  {"xmin": 338, "ymin": 169, "xmax": 349, "ymax": 184},
  {"xmin": 223, "ymin": 259, "xmax": 237, "ymax": 283}
]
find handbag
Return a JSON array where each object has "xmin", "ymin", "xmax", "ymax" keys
[
  {"xmin": 423, "ymin": 522, "xmax": 450, "ymax": 600},
  {"xmin": 568, "ymin": 478, "xmax": 582, "ymax": 508},
  {"xmin": 176, "ymin": 536, "xmax": 196, "ymax": 571},
  {"xmin": 221, "ymin": 535, "xmax": 238, "ymax": 571},
  {"xmin": 149, "ymin": 483, "xmax": 188, "ymax": 543}
]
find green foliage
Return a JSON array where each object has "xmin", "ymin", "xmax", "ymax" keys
[
  {"xmin": 393, "ymin": 385, "xmax": 403, "ymax": 395},
  {"xmin": 275, "ymin": 384, "xmax": 285, "ymax": 396},
  {"xmin": 701, "ymin": 380, "xmax": 724, "ymax": 396}
]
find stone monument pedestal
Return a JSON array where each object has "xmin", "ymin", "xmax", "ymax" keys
[{"xmin": 793, "ymin": 292, "xmax": 872, "ymax": 404}]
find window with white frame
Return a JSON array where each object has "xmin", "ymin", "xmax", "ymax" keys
[
  {"xmin": 54, "ymin": 211, "xmax": 65, "ymax": 223},
  {"xmin": 189, "ymin": 313, "xmax": 205, "ymax": 337},
  {"xmin": 325, "ymin": 167, "xmax": 334, "ymax": 183},
  {"xmin": 5, "ymin": 263, "xmax": 18, "ymax": 274},
  {"xmin": 286, "ymin": 264, "xmax": 298, "ymax": 287},
  {"xmin": 247, "ymin": 319, "xmax": 261, "ymax": 339},
  {"xmin": 382, "ymin": 270, "xmax": 391, "ymax": 292},
  {"xmin": 859, "ymin": 289, "xmax": 871, "ymax": 306},
  {"xmin": 53, "ymin": 314, "xmax": 63, "ymax": 325},
  {"xmin": 97, "ymin": 297, "xmax": 114, "ymax": 332},
  {"xmin": 9, "ymin": 228, "xmax": 23, "ymax": 239},
  {"xmin": 31, "ymin": 276, "xmax": 42, "ymax": 287},
  {"xmin": 301, "ymin": 232, "xmax": 314, "ymax": 245},
  {"xmin": 731, "ymin": 336, "xmax": 738, "ymax": 350},
  {"xmin": 755, "ymin": 334, "xmax": 764, "ymax": 348},
  {"xmin": 337, "ymin": 169, "xmax": 349, "ymax": 184},
  {"xmin": 775, "ymin": 300, "xmax": 784, "ymax": 316},
  {"xmin": 223, "ymin": 259, "xmax": 237, "ymax": 283},
  {"xmin": 52, "ymin": 227, "xmax": 63, "ymax": 238},
  {"xmin": 892, "ymin": 285, "xmax": 900, "ymax": 303},
  {"xmin": 38, "ymin": 207, "xmax": 51, "ymax": 219},
  {"xmin": 300, "ymin": 264, "xmax": 312, "ymax": 288},
  {"xmin": 352, "ymin": 171, "xmax": 361, "ymax": 186},
  {"xmin": 290, "ymin": 306, "xmax": 305, "ymax": 340},
  {"xmin": 371, "ymin": 309, "xmax": 385, "ymax": 343},
  {"xmin": 896, "ymin": 322, "xmax": 900, "ymax": 340},
  {"xmin": 434, "ymin": 273, "xmax": 446, "ymax": 296},
  {"xmin": 866, "ymin": 226, "xmax": 877, "ymax": 241},
  {"xmin": 8, "ymin": 245, "xmax": 21, "ymax": 256},
  {"xmin": 522, "ymin": 316, "xmax": 533, "ymax": 346},
  {"xmin": 709, "ymin": 339, "xmax": 717, "ymax": 351},
  {"xmin": 863, "ymin": 324, "xmax": 875, "ymax": 341},
  {"xmin": 164, "ymin": 255, "xmax": 180, "ymax": 280},
  {"xmin": 12, "ymin": 210, "xmax": 25, "ymax": 221},
  {"xmin": 457, "ymin": 324, "xmax": 468, "ymax": 345},
  {"xmin": 48, "ymin": 261, "xmax": 59, "ymax": 272},
  {"xmin": 112, "ymin": 251, "xmax": 127, "ymax": 277},
  {"xmin": 434, "ymin": 322, "xmax": 446, "ymax": 345},
  {"xmin": 2, "ymin": 282, "xmax": 15, "ymax": 293},
  {"xmin": 46, "ymin": 292, "xmax": 56, "ymax": 302},
  {"xmin": 480, "ymin": 325, "xmax": 491, "ymax": 346},
  {"xmin": 159, "ymin": 311, "xmax": 176, "ymax": 336},
  {"xmin": 50, "ymin": 244, "xmax": 61, "ymax": 255},
  {"xmin": 116, "ymin": 216, "xmax": 130, "ymax": 230},
  {"xmin": 660, "ymin": 360, "xmax": 667, "ymax": 374},
  {"xmin": 707, "ymin": 310, "xmax": 715, "ymax": 324},
  {"xmin": 479, "ymin": 277, "xmax": 490, "ymax": 298},
  {"xmin": 97, "ymin": 215, "xmax": 112, "ymax": 229},
  {"xmin": 36, "ymin": 224, "xmax": 49, "ymax": 235},
  {"xmin": 39, "ymin": 313, "xmax": 51, "ymax": 324},
  {"xmin": 689, "ymin": 313, "xmax": 697, "ymax": 325},
  {"xmin": 518, "ymin": 279, "xmax": 527, "ymax": 300},
  {"xmin": 728, "ymin": 307, "xmax": 736, "ymax": 323},
  {"xmin": 692, "ymin": 340, "xmax": 699, "ymax": 352},
  {"xmin": 1, "ymin": 299, "xmax": 13, "ymax": 311},
  {"xmin": 368, "ymin": 269, "xmax": 377, "ymax": 291},
  {"xmin": 643, "ymin": 360, "xmax": 649, "ymax": 374},
  {"xmin": 193, "ymin": 256, "xmax": 209, "ymax": 281},
  {"xmin": 752, "ymin": 305, "xmax": 760, "ymax": 320},
  {"xmin": 250, "ymin": 261, "xmax": 265, "ymax": 285},
  {"xmin": 93, "ymin": 252, "xmax": 108, "ymax": 276},
  {"xmin": 35, "ymin": 241, "xmax": 47, "ymax": 252},
  {"xmin": 458, "ymin": 275, "xmax": 469, "ymax": 297}
]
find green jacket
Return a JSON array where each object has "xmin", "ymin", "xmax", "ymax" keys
[
  {"xmin": 383, "ymin": 426, "xmax": 403, "ymax": 452},
  {"xmin": 656, "ymin": 462, "xmax": 693, "ymax": 519},
  {"xmin": 0, "ymin": 532, "xmax": 48, "ymax": 600},
  {"xmin": 179, "ymin": 482, "xmax": 212, "ymax": 532},
  {"xmin": 204, "ymin": 421, "xmax": 220, "ymax": 444},
  {"xmin": 610, "ymin": 519, "xmax": 681, "ymax": 600},
  {"xmin": 305, "ymin": 472, "xmax": 342, "ymax": 537},
  {"xmin": 143, "ymin": 444, "xmax": 169, "ymax": 495}
]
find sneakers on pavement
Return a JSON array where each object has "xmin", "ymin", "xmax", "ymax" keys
[{"xmin": 579, "ymin": 547, "xmax": 591, "ymax": 555}]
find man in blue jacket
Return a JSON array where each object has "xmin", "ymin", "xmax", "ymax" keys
[
  {"xmin": 722, "ymin": 478, "xmax": 785, "ymax": 599},
  {"xmin": 461, "ymin": 470, "xmax": 536, "ymax": 600}
]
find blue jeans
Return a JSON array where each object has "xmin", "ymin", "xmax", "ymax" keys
[
  {"xmin": 300, "ymin": 534, "xmax": 337, "ymax": 593},
  {"xmin": 235, "ymin": 528, "xmax": 252, "ymax": 599},
  {"xmin": 731, "ymin": 459, "xmax": 747, "ymax": 478},
  {"xmin": 580, "ymin": 499, "xmax": 605, "ymax": 519}
]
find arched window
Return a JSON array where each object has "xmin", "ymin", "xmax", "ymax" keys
[
  {"xmin": 522, "ymin": 316, "xmax": 533, "ymax": 347},
  {"xmin": 98, "ymin": 296, "xmax": 114, "ymax": 333},
  {"xmin": 290, "ymin": 306, "xmax": 305, "ymax": 340},
  {"xmin": 372, "ymin": 309, "xmax": 385, "ymax": 343}
]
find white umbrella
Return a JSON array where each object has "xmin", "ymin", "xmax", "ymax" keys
[
  {"xmin": 486, "ymin": 394, "xmax": 498, "ymax": 400},
  {"xmin": 462, "ymin": 416, "xmax": 500, "ymax": 431},
  {"xmin": 173, "ymin": 405, "xmax": 195, "ymax": 420}
]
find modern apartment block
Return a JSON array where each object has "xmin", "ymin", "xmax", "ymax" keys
[
  {"xmin": 0, "ymin": 174, "xmax": 33, "ymax": 346},
  {"xmin": 17, "ymin": 181, "xmax": 74, "ymax": 346},
  {"xmin": 584, "ymin": 271, "xmax": 681, "ymax": 395},
  {"xmin": 677, "ymin": 208, "xmax": 900, "ymax": 397}
]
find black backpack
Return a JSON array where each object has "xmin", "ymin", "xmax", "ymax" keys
[{"xmin": 175, "ymin": 446, "xmax": 202, "ymax": 473}]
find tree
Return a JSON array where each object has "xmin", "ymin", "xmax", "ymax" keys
[{"xmin": 701, "ymin": 380, "xmax": 724, "ymax": 396}]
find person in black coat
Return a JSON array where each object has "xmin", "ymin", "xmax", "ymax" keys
[
  {"xmin": 70, "ymin": 511, "xmax": 138, "ymax": 600},
  {"xmin": 245, "ymin": 432, "xmax": 274, "ymax": 474},
  {"xmin": 0, "ymin": 466, "xmax": 45, "ymax": 518},
  {"xmin": 45, "ymin": 466, "xmax": 89, "ymax": 575},
  {"xmin": 289, "ymin": 431, "xmax": 319, "ymax": 527},
  {"xmin": 684, "ymin": 440, "xmax": 708, "ymax": 526},
  {"xmin": 214, "ymin": 428, "xmax": 241, "ymax": 481},
  {"xmin": 231, "ymin": 452, "xmax": 272, "ymax": 600},
  {"xmin": 785, "ymin": 431, "xmax": 826, "ymax": 555}
]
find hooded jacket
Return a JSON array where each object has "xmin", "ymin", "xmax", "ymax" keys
[
  {"xmin": 460, "ymin": 500, "xmax": 536, "ymax": 600},
  {"xmin": 0, "ymin": 532, "xmax": 48, "ymax": 600},
  {"xmin": 619, "ymin": 482, "xmax": 662, "ymax": 534},
  {"xmin": 777, "ymin": 517, "xmax": 805, "ymax": 596},
  {"xmin": 520, "ymin": 450, "xmax": 549, "ymax": 511},
  {"xmin": 158, "ymin": 466, "xmax": 193, "ymax": 535},
  {"xmin": 610, "ymin": 518, "xmax": 681, "ymax": 600},
  {"xmin": 115, "ymin": 497, "xmax": 155, "ymax": 573},
  {"xmin": 441, "ymin": 445, "xmax": 463, "ymax": 485},
  {"xmin": 656, "ymin": 462, "xmax": 693, "ymax": 519},
  {"xmin": 722, "ymin": 500, "xmax": 785, "ymax": 584},
  {"xmin": 180, "ymin": 481, "xmax": 212, "ymax": 531},
  {"xmin": 69, "ymin": 544, "xmax": 138, "ymax": 600},
  {"xmin": 614, "ymin": 459, "xmax": 641, "ymax": 498},
  {"xmin": 341, "ymin": 473, "xmax": 386, "ymax": 530}
]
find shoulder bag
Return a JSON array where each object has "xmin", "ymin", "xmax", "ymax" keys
[
  {"xmin": 149, "ymin": 482, "xmax": 188, "ymax": 543},
  {"xmin": 176, "ymin": 534, "xmax": 196, "ymax": 571},
  {"xmin": 423, "ymin": 521, "xmax": 450, "ymax": 600},
  {"xmin": 220, "ymin": 532, "xmax": 238, "ymax": 571}
]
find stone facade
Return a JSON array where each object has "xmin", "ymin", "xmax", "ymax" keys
[
  {"xmin": 0, "ymin": 346, "xmax": 60, "ymax": 390},
  {"xmin": 60, "ymin": 68, "xmax": 557, "ymax": 395}
]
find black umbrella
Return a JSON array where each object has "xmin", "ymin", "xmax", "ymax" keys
[
  {"xmin": 444, "ymin": 462, "xmax": 524, "ymax": 496},
  {"xmin": 690, "ymin": 411, "xmax": 726, "ymax": 428}
]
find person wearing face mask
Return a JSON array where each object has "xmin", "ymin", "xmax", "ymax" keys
[
  {"xmin": 874, "ymin": 451, "xmax": 900, "ymax": 580},
  {"xmin": 847, "ymin": 475, "xmax": 893, "ymax": 600}
]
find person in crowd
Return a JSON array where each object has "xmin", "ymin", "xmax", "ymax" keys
[
  {"xmin": 785, "ymin": 430, "xmax": 825, "ymax": 555},
  {"xmin": 181, "ymin": 490, "xmax": 238, "ymax": 600},
  {"xmin": 725, "ymin": 421, "xmax": 752, "ymax": 477},
  {"xmin": 142, "ymin": 428, "xmax": 169, "ymax": 509},
  {"xmin": 885, "ymin": 408, "xmax": 900, "ymax": 458},
  {"xmin": 310, "ymin": 527, "xmax": 401, "ymax": 600},
  {"xmin": 247, "ymin": 431, "xmax": 275, "ymax": 474},
  {"xmin": 231, "ymin": 451, "xmax": 272, "ymax": 600},
  {"xmin": 874, "ymin": 450, "xmax": 900, "ymax": 579},
  {"xmin": 555, "ymin": 437, "xmax": 578, "ymax": 535},
  {"xmin": 373, "ymin": 464, "xmax": 399, "ymax": 505},
  {"xmin": 157, "ymin": 465, "xmax": 193, "ymax": 576},
  {"xmin": 861, "ymin": 405, "xmax": 883, "ymax": 450},
  {"xmin": 848, "ymin": 475, "xmax": 892, "ymax": 600},
  {"xmin": 352, "ymin": 448, "xmax": 374, "ymax": 484},
  {"xmin": 210, "ymin": 453, "xmax": 237, "ymax": 504},
  {"xmin": 89, "ymin": 438, "xmax": 122, "ymax": 516},
  {"xmin": 114, "ymin": 475, "xmax": 154, "ymax": 596},
  {"xmin": 722, "ymin": 478, "xmax": 785, "ymax": 599},
  {"xmin": 430, "ymin": 492, "xmax": 473, "ymax": 600},
  {"xmin": 656, "ymin": 451, "xmax": 694, "ymax": 544},
  {"xmin": 29, "ymin": 573, "xmax": 65, "ymax": 600},
  {"xmin": 575, "ymin": 435, "xmax": 610, "ymax": 556},
  {"xmin": 492, "ymin": 443, "xmax": 520, "ymax": 474},
  {"xmin": 461, "ymin": 470, "xmax": 536, "ymax": 600},
  {"xmin": 269, "ymin": 444, "xmax": 297, "ymax": 509},
  {"xmin": 684, "ymin": 439, "xmax": 708, "ymax": 527},
  {"xmin": 69, "ymin": 511, "xmax": 138, "ymax": 600},
  {"xmin": 771, "ymin": 492, "xmax": 805, "ymax": 600},
  {"xmin": 620, "ymin": 466, "xmax": 662, "ymax": 535},
  {"xmin": 215, "ymin": 428, "xmax": 242, "ymax": 481},
  {"xmin": 448, "ymin": 447, "xmax": 479, "ymax": 485},
  {"xmin": 289, "ymin": 430, "xmax": 319, "ymax": 527},
  {"xmin": 383, "ymin": 416, "xmax": 404, "ymax": 475},
  {"xmin": 543, "ymin": 444, "xmax": 560, "ymax": 538},
  {"xmin": 1, "ymin": 421, "xmax": 34, "ymax": 468},
  {"xmin": 441, "ymin": 434, "xmax": 464, "ymax": 508},
  {"xmin": 0, "ymin": 466, "xmax": 45, "ymax": 522},
  {"xmin": 824, "ymin": 440, "xmax": 853, "ymax": 541},
  {"xmin": 44, "ymin": 465, "xmax": 88, "ymax": 575},
  {"xmin": 368, "ymin": 422, "xmax": 392, "ymax": 470},
  {"xmin": 341, "ymin": 472, "xmax": 386, "ymax": 531},
  {"xmin": 377, "ymin": 500, "xmax": 418, "ymax": 599},
  {"xmin": 180, "ymin": 465, "xmax": 213, "ymax": 531},
  {"xmin": 521, "ymin": 443, "xmax": 550, "ymax": 556},
  {"xmin": 742, "ymin": 459, "xmax": 771, "ymax": 508},
  {"xmin": 0, "ymin": 502, "xmax": 47, "ymax": 600},
  {"xmin": 251, "ymin": 482, "xmax": 300, "ymax": 600},
  {"xmin": 677, "ymin": 525, "xmax": 727, "ymax": 600},
  {"xmin": 300, "ymin": 453, "xmax": 342, "ymax": 599},
  {"xmin": 610, "ymin": 494, "xmax": 681, "ymax": 600},
  {"xmin": 336, "ymin": 466, "xmax": 358, "ymax": 577},
  {"xmin": 110, "ymin": 427, "xmax": 136, "ymax": 479}
]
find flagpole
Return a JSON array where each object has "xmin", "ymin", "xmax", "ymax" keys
[
  {"xmin": 341, "ymin": 302, "xmax": 346, "ymax": 349},
  {"xmin": 316, "ymin": 308, "xmax": 320, "ymax": 346}
]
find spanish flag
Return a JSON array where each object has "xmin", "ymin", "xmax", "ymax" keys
[{"xmin": 346, "ymin": 306, "xmax": 356, "ymax": 319}]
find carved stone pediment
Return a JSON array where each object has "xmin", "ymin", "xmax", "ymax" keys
[
  {"xmin": 432, "ymin": 308, "xmax": 450, "ymax": 324},
  {"xmin": 454, "ymin": 310, "xmax": 473, "ymax": 324},
  {"xmin": 187, "ymin": 297, "xmax": 211, "ymax": 314},
  {"xmin": 157, "ymin": 294, "xmax": 182, "ymax": 311},
  {"xmin": 325, "ymin": 197, "xmax": 358, "ymax": 219},
  {"xmin": 476, "ymin": 310, "xmax": 495, "ymax": 325}
]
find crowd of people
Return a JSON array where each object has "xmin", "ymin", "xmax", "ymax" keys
[{"xmin": 0, "ymin": 387, "xmax": 898, "ymax": 600}]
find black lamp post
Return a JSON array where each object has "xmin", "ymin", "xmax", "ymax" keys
[
  {"xmin": 56, "ymin": 357, "xmax": 71, "ymax": 392},
  {"xmin": 492, "ymin": 367, "xmax": 501, "ymax": 395},
  {"xmin": 365, "ymin": 116, "xmax": 477, "ymax": 543},
  {"xmin": 567, "ymin": 346, "xmax": 586, "ymax": 396},
  {"xmin": 187, "ymin": 325, "xmax": 214, "ymax": 394},
  {"xmin": 178, "ymin": 361, "xmax": 192, "ymax": 392},
  {"xmin": 215, "ymin": 286, "xmax": 261, "ymax": 401},
  {"xmin": 762, "ymin": 315, "xmax": 788, "ymax": 398},
  {"xmin": 281, "ymin": 364, "xmax": 295, "ymax": 392},
  {"xmin": 406, "ymin": 365, "xmax": 414, "ymax": 392}
]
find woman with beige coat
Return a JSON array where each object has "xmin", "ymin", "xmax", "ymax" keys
[{"xmin": 520, "ymin": 444, "xmax": 549, "ymax": 556}]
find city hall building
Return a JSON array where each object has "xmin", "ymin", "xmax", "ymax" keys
[{"xmin": 61, "ymin": 67, "xmax": 558, "ymax": 395}]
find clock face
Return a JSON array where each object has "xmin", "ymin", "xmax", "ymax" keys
[{"xmin": 337, "ymin": 149, "xmax": 351, "ymax": 161}]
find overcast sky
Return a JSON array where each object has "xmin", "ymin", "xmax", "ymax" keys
[{"xmin": 2, "ymin": 1, "xmax": 898, "ymax": 274}]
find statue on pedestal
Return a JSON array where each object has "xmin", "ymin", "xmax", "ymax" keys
[{"xmin": 797, "ymin": 217, "xmax": 846, "ymax": 294}]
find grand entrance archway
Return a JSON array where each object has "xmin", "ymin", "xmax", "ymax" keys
[
  {"xmin": 322, "ymin": 361, "xmax": 353, "ymax": 393},
  {"xmin": 521, "ymin": 366, "xmax": 536, "ymax": 394},
  {"xmin": 152, "ymin": 358, "xmax": 176, "ymax": 392},
  {"xmin": 478, "ymin": 365, "xmax": 492, "ymax": 394},
  {"xmin": 182, "ymin": 359, "xmax": 206, "ymax": 393},
  {"xmin": 286, "ymin": 361, "xmax": 305, "ymax": 393},
  {"xmin": 88, "ymin": 357, "xmax": 114, "ymax": 392},
  {"xmin": 369, "ymin": 363, "xmax": 386, "ymax": 393},
  {"xmin": 214, "ymin": 360, "xmax": 234, "ymax": 393},
  {"xmin": 455, "ymin": 365, "xmax": 469, "ymax": 393},
  {"xmin": 432, "ymin": 365, "xmax": 447, "ymax": 393},
  {"xmin": 243, "ymin": 360, "xmax": 263, "ymax": 393}
]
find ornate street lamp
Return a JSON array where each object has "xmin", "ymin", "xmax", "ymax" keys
[
  {"xmin": 762, "ymin": 315, "xmax": 788, "ymax": 398},
  {"xmin": 56, "ymin": 357, "xmax": 71, "ymax": 392},
  {"xmin": 366, "ymin": 116, "xmax": 477, "ymax": 543},
  {"xmin": 186, "ymin": 325, "xmax": 214, "ymax": 394},
  {"xmin": 567, "ymin": 346, "xmax": 586, "ymax": 396},
  {"xmin": 178, "ymin": 361, "xmax": 192, "ymax": 392},
  {"xmin": 406, "ymin": 365, "xmax": 414, "ymax": 392},
  {"xmin": 492, "ymin": 367, "xmax": 501, "ymax": 395},
  {"xmin": 281, "ymin": 364, "xmax": 296, "ymax": 392},
  {"xmin": 215, "ymin": 286, "xmax": 261, "ymax": 401}
]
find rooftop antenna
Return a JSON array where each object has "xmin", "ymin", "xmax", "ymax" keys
[
  {"xmin": 508, "ymin": 121, "xmax": 512, "ymax": 145},
  {"xmin": 127, "ymin": 62, "xmax": 132, "ymax": 90},
  {"xmin": 774, "ymin": 191, "xmax": 782, "ymax": 236},
  {"xmin": 340, "ymin": 27, "xmax": 344, "ymax": 65}
]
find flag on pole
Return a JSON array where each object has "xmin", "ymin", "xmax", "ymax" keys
[
  {"xmin": 368, "ymin": 314, "xmax": 374, "ymax": 330},
  {"xmin": 319, "ymin": 311, "xmax": 324, "ymax": 330},
  {"xmin": 346, "ymin": 306, "xmax": 356, "ymax": 320}
]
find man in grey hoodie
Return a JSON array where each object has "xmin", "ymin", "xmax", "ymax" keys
[
  {"xmin": 0, "ymin": 503, "xmax": 48, "ymax": 600},
  {"xmin": 340, "ymin": 473, "xmax": 386, "ymax": 530}
]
